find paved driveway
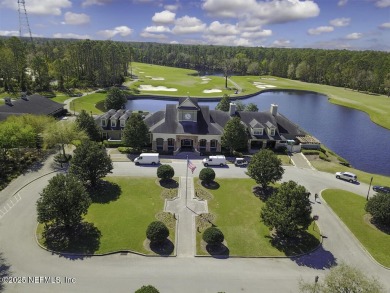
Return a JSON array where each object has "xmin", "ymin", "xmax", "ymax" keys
[{"xmin": 0, "ymin": 156, "xmax": 389, "ymax": 293}]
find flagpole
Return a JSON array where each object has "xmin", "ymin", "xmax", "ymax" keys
[{"xmin": 185, "ymin": 155, "xmax": 188, "ymax": 207}]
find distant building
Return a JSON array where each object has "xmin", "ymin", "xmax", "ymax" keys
[
  {"xmin": 95, "ymin": 97, "xmax": 319, "ymax": 152},
  {"xmin": 0, "ymin": 93, "xmax": 65, "ymax": 122}
]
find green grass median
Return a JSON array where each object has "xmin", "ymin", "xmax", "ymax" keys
[
  {"xmin": 196, "ymin": 178, "xmax": 321, "ymax": 256},
  {"xmin": 37, "ymin": 177, "xmax": 175, "ymax": 255},
  {"xmin": 322, "ymin": 189, "xmax": 390, "ymax": 267}
]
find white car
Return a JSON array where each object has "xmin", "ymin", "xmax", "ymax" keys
[{"xmin": 335, "ymin": 171, "xmax": 357, "ymax": 183}]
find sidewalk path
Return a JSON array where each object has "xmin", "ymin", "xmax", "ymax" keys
[{"xmin": 165, "ymin": 177, "xmax": 207, "ymax": 257}]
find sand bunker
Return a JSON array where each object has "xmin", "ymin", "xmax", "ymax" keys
[
  {"xmin": 203, "ymin": 89, "xmax": 222, "ymax": 93},
  {"xmin": 138, "ymin": 85, "xmax": 178, "ymax": 92},
  {"xmin": 151, "ymin": 77, "xmax": 165, "ymax": 81},
  {"xmin": 200, "ymin": 81, "xmax": 209, "ymax": 84},
  {"xmin": 253, "ymin": 82, "xmax": 277, "ymax": 89},
  {"xmin": 201, "ymin": 77, "xmax": 212, "ymax": 81}
]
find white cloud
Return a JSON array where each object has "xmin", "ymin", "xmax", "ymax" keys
[
  {"xmin": 202, "ymin": 0, "xmax": 319, "ymax": 24},
  {"xmin": 271, "ymin": 39, "xmax": 291, "ymax": 47},
  {"xmin": 330, "ymin": 18, "xmax": 350, "ymax": 27},
  {"xmin": 203, "ymin": 34, "xmax": 253, "ymax": 46},
  {"xmin": 0, "ymin": 0, "xmax": 71, "ymax": 15},
  {"xmin": 172, "ymin": 16, "xmax": 206, "ymax": 34},
  {"xmin": 379, "ymin": 22, "xmax": 390, "ymax": 29},
  {"xmin": 53, "ymin": 33, "xmax": 91, "ymax": 39},
  {"xmin": 140, "ymin": 32, "xmax": 168, "ymax": 39},
  {"xmin": 308, "ymin": 26, "xmax": 334, "ymax": 35},
  {"xmin": 144, "ymin": 26, "xmax": 171, "ymax": 33},
  {"xmin": 207, "ymin": 21, "xmax": 239, "ymax": 36},
  {"xmin": 338, "ymin": 0, "xmax": 348, "ymax": 6},
  {"xmin": 0, "ymin": 30, "xmax": 19, "ymax": 37},
  {"xmin": 241, "ymin": 29, "xmax": 272, "ymax": 38},
  {"xmin": 152, "ymin": 10, "xmax": 176, "ymax": 24},
  {"xmin": 345, "ymin": 32, "xmax": 363, "ymax": 40},
  {"xmin": 82, "ymin": 0, "xmax": 112, "ymax": 7},
  {"xmin": 164, "ymin": 4, "xmax": 180, "ymax": 11},
  {"xmin": 374, "ymin": 0, "xmax": 390, "ymax": 8},
  {"xmin": 97, "ymin": 26, "xmax": 133, "ymax": 38},
  {"xmin": 63, "ymin": 12, "xmax": 90, "ymax": 25}
]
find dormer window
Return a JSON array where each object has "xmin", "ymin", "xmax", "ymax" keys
[
  {"xmin": 101, "ymin": 119, "xmax": 107, "ymax": 127},
  {"xmin": 253, "ymin": 128, "xmax": 263, "ymax": 135},
  {"xmin": 111, "ymin": 119, "xmax": 117, "ymax": 127},
  {"xmin": 120, "ymin": 119, "xmax": 126, "ymax": 127},
  {"xmin": 270, "ymin": 128, "xmax": 275, "ymax": 136}
]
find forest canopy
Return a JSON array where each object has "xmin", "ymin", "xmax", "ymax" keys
[{"xmin": 0, "ymin": 37, "xmax": 389, "ymax": 95}]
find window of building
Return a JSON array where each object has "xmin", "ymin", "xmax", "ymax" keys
[
  {"xmin": 101, "ymin": 119, "xmax": 107, "ymax": 127},
  {"xmin": 111, "ymin": 119, "xmax": 116, "ymax": 127},
  {"xmin": 270, "ymin": 129, "xmax": 275, "ymax": 136},
  {"xmin": 210, "ymin": 140, "xmax": 217, "ymax": 148},
  {"xmin": 253, "ymin": 128, "xmax": 263, "ymax": 135},
  {"xmin": 167, "ymin": 138, "xmax": 174, "ymax": 146},
  {"xmin": 120, "ymin": 119, "xmax": 125, "ymax": 127}
]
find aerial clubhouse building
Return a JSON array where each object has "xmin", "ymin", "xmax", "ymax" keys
[{"xmin": 95, "ymin": 97, "xmax": 319, "ymax": 153}]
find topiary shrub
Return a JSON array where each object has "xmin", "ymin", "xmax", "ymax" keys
[
  {"xmin": 157, "ymin": 165, "xmax": 174, "ymax": 181},
  {"xmin": 202, "ymin": 227, "xmax": 224, "ymax": 245},
  {"xmin": 146, "ymin": 221, "xmax": 169, "ymax": 243},
  {"xmin": 199, "ymin": 168, "xmax": 216, "ymax": 185},
  {"xmin": 365, "ymin": 193, "xmax": 390, "ymax": 226},
  {"xmin": 134, "ymin": 285, "xmax": 160, "ymax": 293}
]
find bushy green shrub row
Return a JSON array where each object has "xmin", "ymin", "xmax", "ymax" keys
[{"xmin": 103, "ymin": 140, "xmax": 125, "ymax": 148}]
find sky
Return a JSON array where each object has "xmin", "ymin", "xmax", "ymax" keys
[{"xmin": 0, "ymin": 0, "xmax": 389, "ymax": 51}]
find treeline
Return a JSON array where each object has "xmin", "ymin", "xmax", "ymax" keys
[
  {"xmin": 131, "ymin": 42, "xmax": 390, "ymax": 95},
  {"xmin": 0, "ymin": 37, "xmax": 389, "ymax": 95},
  {"xmin": 0, "ymin": 37, "xmax": 131, "ymax": 93}
]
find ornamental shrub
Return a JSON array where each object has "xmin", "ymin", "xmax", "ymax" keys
[
  {"xmin": 146, "ymin": 221, "xmax": 169, "ymax": 243},
  {"xmin": 157, "ymin": 165, "xmax": 175, "ymax": 181},
  {"xmin": 199, "ymin": 168, "xmax": 216, "ymax": 184},
  {"xmin": 365, "ymin": 193, "xmax": 390, "ymax": 226},
  {"xmin": 202, "ymin": 227, "xmax": 224, "ymax": 245},
  {"xmin": 134, "ymin": 285, "xmax": 160, "ymax": 293}
]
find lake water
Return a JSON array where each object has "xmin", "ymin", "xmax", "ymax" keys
[{"xmin": 126, "ymin": 91, "xmax": 390, "ymax": 176}]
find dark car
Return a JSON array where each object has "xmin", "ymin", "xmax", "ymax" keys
[{"xmin": 372, "ymin": 185, "xmax": 390, "ymax": 194}]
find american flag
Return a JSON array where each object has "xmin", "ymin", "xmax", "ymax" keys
[{"xmin": 187, "ymin": 159, "xmax": 196, "ymax": 173}]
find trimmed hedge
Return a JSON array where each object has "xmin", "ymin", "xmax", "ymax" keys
[
  {"xmin": 202, "ymin": 227, "xmax": 224, "ymax": 245},
  {"xmin": 146, "ymin": 221, "xmax": 169, "ymax": 243}
]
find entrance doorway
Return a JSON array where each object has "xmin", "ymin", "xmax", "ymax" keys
[{"xmin": 181, "ymin": 139, "xmax": 193, "ymax": 151}]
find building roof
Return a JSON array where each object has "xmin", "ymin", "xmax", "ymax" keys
[
  {"xmin": 0, "ymin": 94, "xmax": 64, "ymax": 121},
  {"xmin": 95, "ymin": 98, "xmax": 306, "ymax": 140}
]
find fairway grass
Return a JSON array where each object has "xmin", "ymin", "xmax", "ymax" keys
[
  {"xmin": 131, "ymin": 62, "xmax": 236, "ymax": 98},
  {"xmin": 322, "ymin": 189, "xmax": 390, "ymax": 267},
  {"xmin": 37, "ymin": 177, "xmax": 175, "ymax": 255},
  {"xmin": 70, "ymin": 93, "xmax": 106, "ymax": 114},
  {"xmin": 196, "ymin": 178, "xmax": 321, "ymax": 256}
]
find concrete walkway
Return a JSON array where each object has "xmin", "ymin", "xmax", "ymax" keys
[
  {"xmin": 165, "ymin": 176, "xmax": 207, "ymax": 257},
  {"xmin": 289, "ymin": 152, "xmax": 314, "ymax": 169}
]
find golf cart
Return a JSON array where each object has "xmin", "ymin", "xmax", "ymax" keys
[{"xmin": 234, "ymin": 158, "xmax": 248, "ymax": 167}]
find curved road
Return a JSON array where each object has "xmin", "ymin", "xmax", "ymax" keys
[{"xmin": 0, "ymin": 157, "xmax": 389, "ymax": 293}]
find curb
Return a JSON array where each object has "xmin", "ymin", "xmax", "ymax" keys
[{"xmin": 320, "ymin": 189, "xmax": 390, "ymax": 270}]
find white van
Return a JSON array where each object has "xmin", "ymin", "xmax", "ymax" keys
[
  {"xmin": 134, "ymin": 153, "xmax": 160, "ymax": 165},
  {"xmin": 202, "ymin": 155, "xmax": 227, "ymax": 167}
]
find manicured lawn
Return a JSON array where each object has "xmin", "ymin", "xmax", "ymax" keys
[
  {"xmin": 231, "ymin": 75, "xmax": 390, "ymax": 130},
  {"xmin": 196, "ymin": 178, "xmax": 321, "ymax": 256},
  {"xmin": 51, "ymin": 94, "xmax": 71, "ymax": 104},
  {"xmin": 37, "ymin": 177, "xmax": 175, "ymax": 255},
  {"xmin": 85, "ymin": 177, "xmax": 174, "ymax": 254},
  {"xmin": 69, "ymin": 93, "xmax": 106, "ymax": 114},
  {"xmin": 322, "ymin": 189, "xmax": 390, "ymax": 267},
  {"xmin": 130, "ymin": 62, "xmax": 236, "ymax": 98}
]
